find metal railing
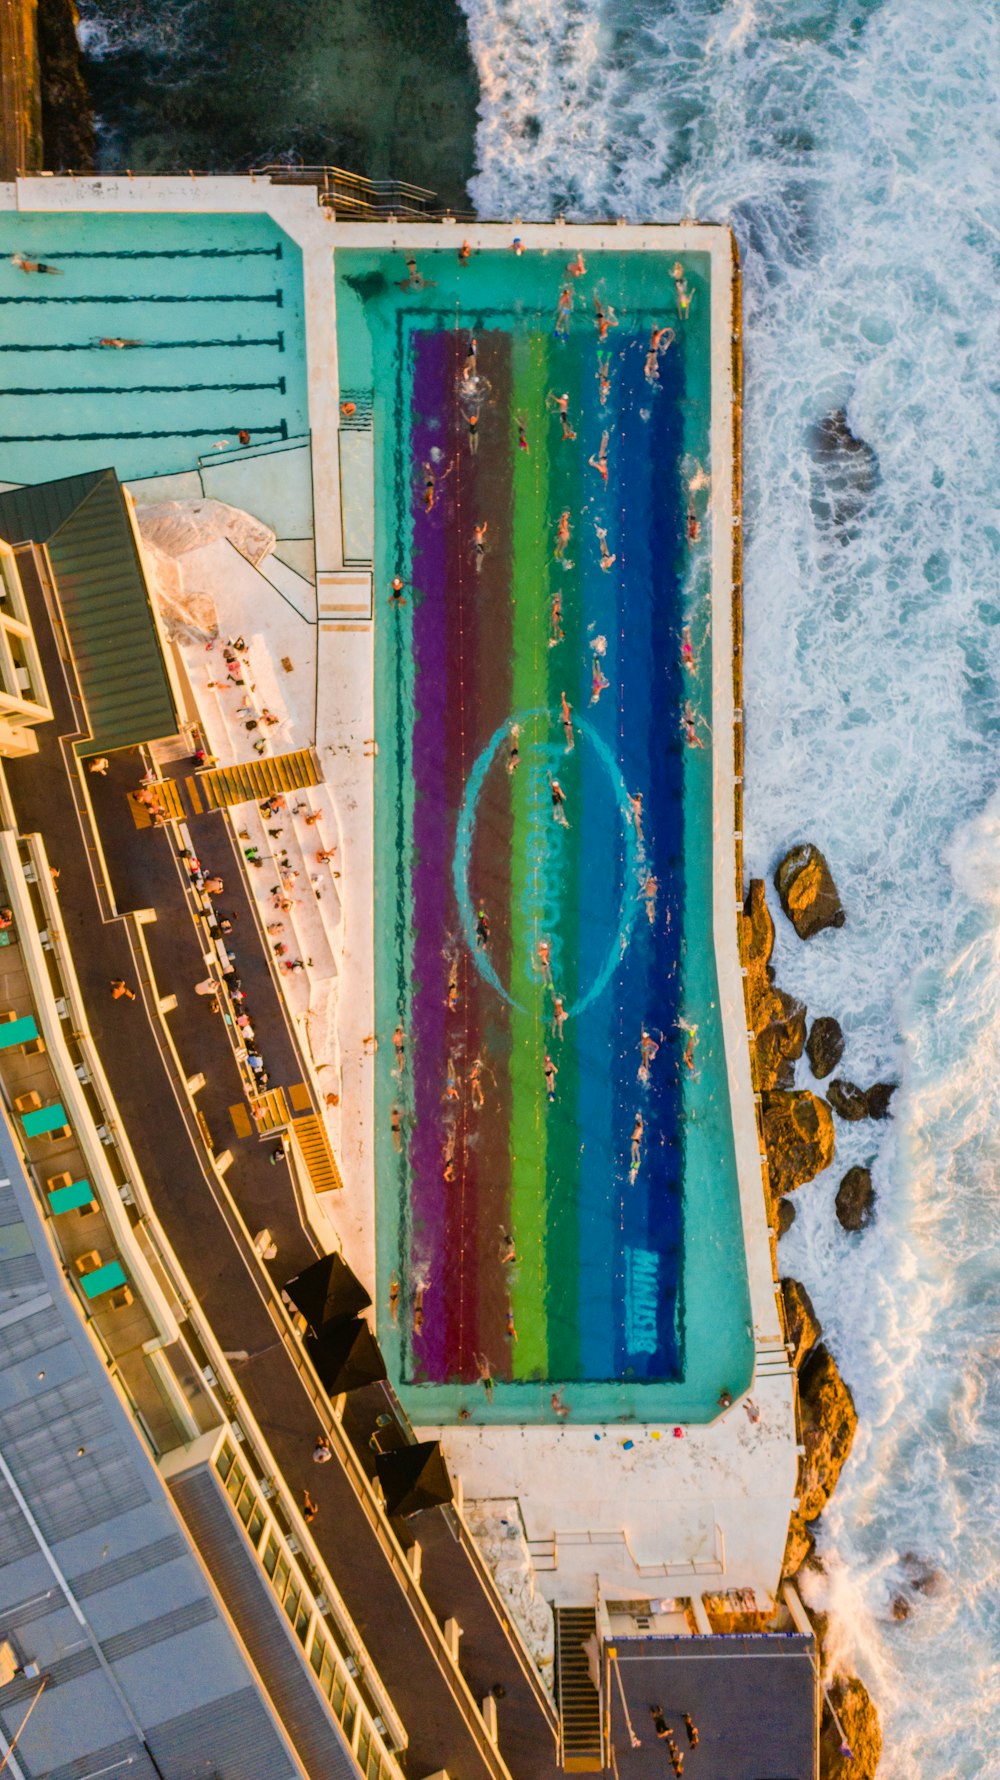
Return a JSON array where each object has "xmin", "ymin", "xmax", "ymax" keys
[{"xmin": 249, "ymin": 162, "xmax": 474, "ymax": 221}]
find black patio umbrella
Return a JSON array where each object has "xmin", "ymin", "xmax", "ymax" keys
[
  {"xmin": 306, "ymin": 1316, "xmax": 387, "ymax": 1394},
  {"xmin": 375, "ymin": 1441, "xmax": 454, "ymax": 1518},
  {"xmin": 283, "ymin": 1252, "xmax": 372, "ymax": 1334}
]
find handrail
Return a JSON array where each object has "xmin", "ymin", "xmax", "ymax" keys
[{"xmin": 551, "ymin": 1523, "xmax": 725, "ymax": 1578}]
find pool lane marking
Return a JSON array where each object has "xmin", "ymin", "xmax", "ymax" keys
[
  {"xmin": 31, "ymin": 246, "xmax": 284, "ymax": 260},
  {"xmin": 0, "ymin": 379, "xmax": 287, "ymax": 396},
  {"xmin": 0, "ymin": 292, "xmax": 285, "ymax": 306},
  {"xmin": 0, "ymin": 335, "xmax": 286, "ymax": 352},
  {"xmin": 0, "ymin": 423, "xmax": 289, "ymax": 443}
]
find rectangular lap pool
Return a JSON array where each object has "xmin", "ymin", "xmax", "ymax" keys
[{"xmin": 336, "ymin": 241, "xmax": 753, "ymax": 1425}]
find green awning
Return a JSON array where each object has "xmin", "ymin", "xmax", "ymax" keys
[{"xmin": 0, "ymin": 469, "xmax": 179, "ymax": 755}]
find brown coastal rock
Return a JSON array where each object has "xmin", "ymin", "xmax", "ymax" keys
[
  {"xmin": 826, "ymin": 1079, "xmax": 870, "ymax": 1122},
  {"xmin": 836, "ymin": 1166, "xmax": 875, "ymax": 1232},
  {"xmin": 820, "ymin": 1675, "xmax": 883, "ymax": 1780},
  {"xmin": 777, "ymin": 1197, "xmax": 797, "ymax": 1236},
  {"xmin": 798, "ymin": 1344, "xmax": 858, "ymax": 1522},
  {"xmin": 742, "ymin": 881, "xmax": 806, "ymax": 1090},
  {"xmin": 781, "ymin": 1511, "xmax": 815, "ymax": 1579},
  {"xmin": 762, "ymin": 1090, "xmax": 835, "ymax": 1203},
  {"xmin": 780, "ymin": 1277, "xmax": 822, "ymax": 1370},
  {"xmin": 865, "ymin": 1081, "xmax": 897, "ymax": 1120},
  {"xmin": 774, "ymin": 843, "xmax": 845, "ymax": 940},
  {"xmin": 806, "ymin": 1015, "xmax": 844, "ymax": 1080}
]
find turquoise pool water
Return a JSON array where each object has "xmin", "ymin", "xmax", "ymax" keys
[
  {"xmin": 336, "ymin": 244, "xmax": 754, "ymax": 1424},
  {"xmin": 0, "ymin": 212, "xmax": 309, "ymax": 484}
]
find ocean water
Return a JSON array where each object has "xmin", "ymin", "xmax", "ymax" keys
[{"xmin": 458, "ymin": 0, "xmax": 1000, "ymax": 1771}]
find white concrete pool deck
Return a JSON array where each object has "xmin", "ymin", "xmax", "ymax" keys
[{"xmin": 2, "ymin": 176, "xmax": 797, "ymax": 1608}]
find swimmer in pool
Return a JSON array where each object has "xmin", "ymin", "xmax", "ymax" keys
[
  {"xmin": 473, "ymin": 521, "xmax": 488, "ymax": 571},
  {"xmin": 679, "ymin": 1022, "xmax": 699, "ymax": 1074},
  {"xmin": 551, "ymin": 1388, "xmax": 570, "ymax": 1418},
  {"xmin": 458, "ymin": 239, "xmax": 472, "ymax": 265},
  {"xmin": 467, "ymin": 411, "xmax": 479, "ymax": 455},
  {"xmin": 672, "ymin": 261, "xmax": 693, "ymax": 318},
  {"xmin": 507, "ymin": 722, "xmax": 521, "ymax": 773},
  {"xmin": 588, "ymin": 431, "xmax": 610, "ymax": 485},
  {"xmin": 555, "ymin": 285, "xmax": 574, "ymax": 336},
  {"xmin": 98, "ymin": 337, "xmax": 143, "ymax": 348},
  {"xmin": 560, "ymin": 690, "xmax": 574, "ymax": 751},
  {"xmin": 552, "ymin": 994, "xmax": 567, "ymax": 1041},
  {"xmin": 645, "ymin": 324, "xmax": 675, "ymax": 384},
  {"xmin": 446, "ymin": 958, "xmax": 459, "ymax": 1010},
  {"xmin": 566, "ymin": 250, "xmax": 586, "ymax": 277},
  {"xmin": 554, "ymin": 510, "xmax": 572, "ymax": 563},
  {"xmin": 443, "ymin": 1055, "xmax": 461, "ymax": 1102},
  {"xmin": 499, "ymin": 1230, "xmax": 517, "ymax": 1264},
  {"xmin": 388, "ymin": 576, "xmax": 407, "ymax": 608},
  {"xmin": 476, "ymin": 1354, "xmax": 495, "ymax": 1400},
  {"xmin": 391, "ymin": 1104, "xmax": 403, "ymax": 1151},
  {"xmin": 681, "ymin": 626, "xmax": 695, "ymax": 671},
  {"xmin": 630, "ymin": 1113, "xmax": 644, "ymax": 1181},
  {"xmin": 463, "ymin": 335, "xmax": 478, "ymax": 378},
  {"xmin": 544, "ymin": 1053, "xmax": 558, "ymax": 1100},
  {"xmin": 389, "ymin": 1273, "xmax": 399, "ymax": 1321},
  {"xmin": 422, "ymin": 462, "xmax": 436, "ymax": 512},
  {"xmin": 547, "ymin": 390, "xmax": 576, "ymax": 441},
  {"xmin": 535, "ymin": 938, "xmax": 553, "ymax": 983},
  {"xmin": 549, "ymin": 776, "xmax": 570, "ymax": 828},
  {"xmin": 412, "ymin": 1286, "xmax": 425, "ymax": 1334},
  {"xmin": 12, "ymin": 253, "xmax": 61, "ymax": 274},
  {"xmin": 642, "ymin": 871, "xmax": 657, "ymax": 925},
  {"xmin": 638, "ymin": 1027, "xmax": 660, "ymax": 1085},
  {"xmin": 505, "ymin": 1306, "xmax": 518, "ymax": 1343},
  {"xmin": 516, "ymin": 410, "xmax": 530, "ymax": 453},
  {"xmin": 591, "ymin": 652, "xmax": 610, "ymax": 704},
  {"xmin": 549, "ymin": 590, "xmax": 565, "ymax": 647},
  {"xmin": 687, "ymin": 503, "xmax": 700, "ymax": 544},
  {"xmin": 476, "ymin": 906, "xmax": 491, "ymax": 948},
  {"xmin": 596, "ymin": 353, "xmax": 611, "ymax": 406},
  {"xmin": 392, "ymin": 1023, "xmax": 405, "ymax": 1075},
  {"xmin": 596, "ymin": 524, "xmax": 616, "ymax": 572},
  {"xmin": 593, "ymin": 292, "xmax": 618, "ymax": 340},
  {"xmin": 468, "ymin": 1056, "xmax": 485, "ymax": 1110},
  {"xmin": 683, "ymin": 702, "xmax": 706, "ymax": 748}
]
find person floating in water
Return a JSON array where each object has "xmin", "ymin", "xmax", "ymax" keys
[
  {"xmin": 476, "ymin": 906, "xmax": 491, "ymax": 949},
  {"xmin": 389, "ymin": 1272, "xmax": 400, "ymax": 1322},
  {"xmin": 549, "ymin": 590, "xmax": 565, "ymax": 647},
  {"xmin": 547, "ymin": 391, "xmax": 576, "ymax": 441},
  {"xmin": 535, "ymin": 937, "xmax": 553, "ymax": 983},
  {"xmin": 507, "ymin": 723, "xmax": 521, "ymax": 774},
  {"xmin": 596, "ymin": 353, "xmax": 611, "ymax": 406},
  {"xmin": 473, "ymin": 521, "xmax": 488, "ymax": 571},
  {"xmin": 398, "ymin": 254, "xmax": 434, "ymax": 291},
  {"xmin": 596, "ymin": 524, "xmax": 616, "ymax": 572},
  {"xmin": 552, "ymin": 994, "xmax": 567, "ymax": 1041},
  {"xmin": 642, "ymin": 871, "xmax": 657, "ymax": 925},
  {"xmin": 639, "ymin": 1027, "xmax": 660, "ymax": 1084},
  {"xmin": 683, "ymin": 701, "xmax": 706, "ymax": 748},
  {"xmin": 566, "ymin": 250, "xmax": 586, "ymax": 277},
  {"xmin": 588, "ymin": 431, "xmax": 610, "ymax": 484},
  {"xmin": 12, "ymin": 253, "xmax": 61, "ymax": 274},
  {"xmin": 679, "ymin": 1022, "xmax": 699, "ymax": 1074},
  {"xmin": 628, "ymin": 789, "xmax": 644, "ymax": 844},
  {"xmin": 388, "ymin": 575, "xmax": 407, "ymax": 609},
  {"xmin": 590, "ymin": 647, "xmax": 610, "ymax": 705},
  {"xmin": 516, "ymin": 410, "xmax": 530, "ymax": 453},
  {"xmin": 554, "ymin": 510, "xmax": 572, "ymax": 563},
  {"xmin": 551, "ymin": 1388, "xmax": 570, "ymax": 1418},
  {"xmin": 476, "ymin": 1353, "xmax": 495, "ymax": 1400},
  {"xmin": 549, "ymin": 776, "xmax": 570, "ymax": 828},
  {"xmin": 630, "ymin": 1113, "xmax": 644, "ymax": 1182},
  {"xmin": 443, "ymin": 1055, "xmax": 461, "ymax": 1102},
  {"xmin": 544, "ymin": 1052, "xmax": 558, "ymax": 1100},
  {"xmin": 672, "ymin": 260, "xmax": 693, "ymax": 319},
  {"xmin": 392, "ymin": 1023, "xmax": 405, "ymax": 1075},
  {"xmin": 468, "ymin": 1055, "xmax": 485, "ymax": 1110},
  {"xmin": 645, "ymin": 323, "xmax": 675, "ymax": 384},
  {"xmin": 560, "ymin": 690, "xmax": 574, "ymax": 751},
  {"xmin": 555, "ymin": 285, "xmax": 574, "ymax": 336},
  {"xmin": 593, "ymin": 291, "xmax": 618, "ymax": 340}
]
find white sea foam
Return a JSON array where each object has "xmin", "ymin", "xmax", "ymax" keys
[{"xmin": 461, "ymin": 0, "xmax": 1000, "ymax": 1767}]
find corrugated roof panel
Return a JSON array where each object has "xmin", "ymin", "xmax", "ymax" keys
[{"xmin": 0, "ymin": 469, "xmax": 180, "ymax": 754}]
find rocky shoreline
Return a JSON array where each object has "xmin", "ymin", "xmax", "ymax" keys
[
  {"xmin": 37, "ymin": 0, "xmax": 95, "ymax": 171},
  {"xmin": 742, "ymin": 845, "xmax": 884, "ymax": 1778}
]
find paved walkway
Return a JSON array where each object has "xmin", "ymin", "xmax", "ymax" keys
[{"xmin": 3, "ymin": 549, "xmax": 559, "ymax": 1780}]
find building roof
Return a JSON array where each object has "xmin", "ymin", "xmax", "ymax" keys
[
  {"xmin": 0, "ymin": 1121, "xmax": 303, "ymax": 1780},
  {"xmin": 608, "ymin": 1631, "xmax": 818, "ymax": 1780},
  {"xmin": 0, "ymin": 470, "xmax": 179, "ymax": 755}
]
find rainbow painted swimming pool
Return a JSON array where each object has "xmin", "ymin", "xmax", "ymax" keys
[{"xmin": 335, "ymin": 244, "xmax": 753, "ymax": 1424}]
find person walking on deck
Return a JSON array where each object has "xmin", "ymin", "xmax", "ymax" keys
[{"xmin": 109, "ymin": 978, "xmax": 135, "ymax": 1002}]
